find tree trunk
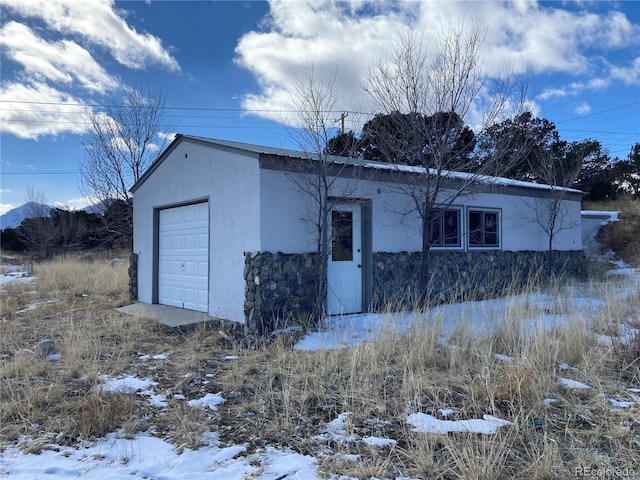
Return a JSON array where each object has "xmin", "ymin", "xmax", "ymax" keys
[
  {"xmin": 314, "ymin": 182, "xmax": 330, "ymax": 322},
  {"xmin": 419, "ymin": 214, "xmax": 431, "ymax": 306}
]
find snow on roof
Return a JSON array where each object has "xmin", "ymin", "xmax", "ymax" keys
[
  {"xmin": 581, "ymin": 210, "xmax": 619, "ymax": 220},
  {"xmin": 192, "ymin": 136, "xmax": 583, "ymax": 194},
  {"xmin": 132, "ymin": 134, "xmax": 584, "ymax": 195},
  {"xmin": 362, "ymin": 161, "xmax": 584, "ymax": 194}
]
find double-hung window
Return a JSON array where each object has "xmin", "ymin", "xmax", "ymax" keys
[
  {"xmin": 468, "ymin": 209, "xmax": 500, "ymax": 248},
  {"xmin": 429, "ymin": 208, "xmax": 461, "ymax": 248}
]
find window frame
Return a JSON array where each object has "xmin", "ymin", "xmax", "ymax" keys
[
  {"xmin": 467, "ymin": 207, "xmax": 501, "ymax": 249},
  {"xmin": 428, "ymin": 207, "xmax": 463, "ymax": 250},
  {"xmin": 331, "ymin": 210, "xmax": 354, "ymax": 261}
]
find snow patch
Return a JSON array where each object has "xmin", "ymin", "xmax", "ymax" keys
[
  {"xmin": 97, "ymin": 374, "xmax": 167, "ymax": 408},
  {"xmin": 362, "ymin": 436, "xmax": 397, "ymax": 447},
  {"xmin": 138, "ymin": 351, "xmax": 172, "ymax": 361},
  {"xmin": 314, "ymin": 412, "xmax": 358, "ymax": 443},
  {"xmin": 559, "ymin": 362, "xmax": 577, "ymax": 371},
  {"xmin": 98, "ymin": 374, "xmax": 157, "ymax": 393},
  {"xmin": 0, "ymin": 433, "xmax": 319, "ymax": 479},
  {"xmin": 15, "ymin": 299, "xmax": 54, "ymax": 314},
  {"xmin": 601, "ymin": 395, "xmax": 635, "ymax": 409},
  {"xmin": 438, "ymin": 409, "xmax": 456, "ymax": 417},
  {"xmin": 494, "ymin": 354, "xmax": 513, "ymax": 362},
  {"xmin": 407, "ymin": 413, "xmax": 513, "ymax": 435},
  {"xmin": 0, "ymin": 271, "xmax": 34, "ymax": 286},
  {"xmin": 187, "ymin": 393, "xmax": 225, "ymax": 411},
  {"xmin": 293, "ymin": 286, "xmax": 631, "ymax": 352},
  {"xmin": 608, "ymin": 399, "xmax": 634, "ymax": 409},
  {"xmin": 558, "ymin": 378, "xmax": 592, "ymax": 390}
]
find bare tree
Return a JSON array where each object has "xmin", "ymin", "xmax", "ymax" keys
[
  {"xmin": 285, "ymin": 65, "xmax": 362, "ymax": 320},
  {"xmin": 79, "ymin": 87, "xmax": 171, "ymax": 248},
  {"xmin": 364, "ymin": 26, "xmax": 525, "ymax": 301},
  {"xmin": 49, "ymin": 207, "xmax": 96, "ymax": 257},
  {"xmin": 18, "ymin": 187, "xmax": 55, "ymax": 259},
  {"xmin": 522, "ymin": 142, "xmax": 584, "ymax": 262}
]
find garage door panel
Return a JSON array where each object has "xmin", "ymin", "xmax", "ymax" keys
[
  {"xmin": 183, "ymin": 208, "xmax": 195, "ymax": 223},
  {"xmin": 197, "ymin": 261, "xmax": 208, "ymax": 277},
  {"xmin": 183, "ymin": 287, "xmax": 196, "ymax": 303},
  {"xmin": 184, "ymin": 234, "xmax": 197, "ymax": 250},
  {"xmin": 183, "ymin": 261, "xmax": 197, "ymax": 277},
  {"xmin": 158, "ymin": 203, "xmax": 209, "ymax": 312},
  {"xmin": 198, "ymin": 289, "xmax": 208, "ymax": 304}
]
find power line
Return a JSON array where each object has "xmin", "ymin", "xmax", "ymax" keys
[
  {"xmin": 2, "ymin": 98, "xmax": 637, "ymax": 130},
  {"xmin": 555, "ymin": 101, "xmax": 640, "ymax": 124},
  {"xmin": 0, "ymin": 99, "xmax": 352, "ymax": 114},
  {"xmin": 1, "ymin": 100, "xmax": 636, "ymax": 156},
  {"xmin": 1, "ymin": 171, "xmax": 81, "ymax": 175}
]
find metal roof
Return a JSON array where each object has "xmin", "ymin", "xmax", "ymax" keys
[{"xmin": 130, "ymin": 134, "xmax": 583, "ymax": 196}]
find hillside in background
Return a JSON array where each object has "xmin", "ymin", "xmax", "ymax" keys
[
  {"xmin": 0, "ymin": 202, "xmax": 105, "ymax": 230},
  {"xmin": 0, "ymin": 202, "xmax": 53, "ymax": 229}
]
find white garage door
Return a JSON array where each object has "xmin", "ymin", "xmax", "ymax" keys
[{"xmin": 158, "ymin": 203, "xmax": 209, "ymax": 312}]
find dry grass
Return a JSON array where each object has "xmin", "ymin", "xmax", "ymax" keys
[
  {"xmin": 585, "ymin": 198, "xmax": 640, "ymax": 268},
  {"xmin": 1, "ymin": 254, "xmax": 639, "ymax": 479},
  {"xmin": 213, "ymin": 281, "xmax": 640, "ymax": 479},
  {"xmin": 33, "ymin": 257, "xmax": 129, "ymax": 300}
]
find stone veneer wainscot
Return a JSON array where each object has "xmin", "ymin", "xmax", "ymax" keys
[{"xmin": 243, "ymin": 250, "xmax": 587, "ymax": 334}]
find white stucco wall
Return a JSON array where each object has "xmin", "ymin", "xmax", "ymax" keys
[
  {"xmin": 508, "ymin": 195, "xmax": 582, "ymax": 251},
  {"xmin": 258, "ymin": 169, "xmax": 422, "ymax": 253},
  {"xmin": 134, "ymin": 143, "xmax": 582, "ymax": 324},
  {"xmin": 450, "ymin": 190, "xmax": 582, "ymax": 251},
  {"xmin": 258, "ymin": 169, "xmax": 582, "ymax": 253},
  {"xmin": 133, "ymin": 141, "xmax": 261, "ymax": 322},
  {"xmin": 581, "ymin": 211, "xmax": 617, "ymax": 245}
]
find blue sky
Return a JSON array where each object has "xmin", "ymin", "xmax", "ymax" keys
[{"xmin": 1, "ymin": 0, "xmax": 639, "ymax": 214}]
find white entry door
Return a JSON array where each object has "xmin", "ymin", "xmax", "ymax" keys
[
  {"xmin": 158, "ymin": 203, "xmax": 209, "ymax": 312},
  {"xmin": 327, "ymin": 204, "xmax": 362, "ymax": 315}
]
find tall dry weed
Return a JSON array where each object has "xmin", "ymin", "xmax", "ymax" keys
[
  {"xmin": 2, "ymin": 251, "xmax": 639, "ymax": 477},
  {"xmin": 591, "ymin": 198, "xmax": 640, "ymax": 267},
  {"xmin": 33, "ymin": 259, "xmax": 128, "ymax": 301}
]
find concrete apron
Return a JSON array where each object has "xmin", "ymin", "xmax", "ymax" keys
[{"xmin": 116, "ymin": 303, "xmax": 218, "ymax": 332}]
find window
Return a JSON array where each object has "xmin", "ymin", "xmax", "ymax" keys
[
  {"xmin": 429, "ymin": 209, "xmax": 461, "ymax": 248},
  {"xmin": 331, "ymin": 210, "xmax": 353, "ymax": 261},
  {"xmin": 468, "ymin": 210, "xmax": 500, "ymax": 248}
]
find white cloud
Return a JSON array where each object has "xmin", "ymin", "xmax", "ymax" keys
[
  {"xmin": 57, "ymin": 196, "xmax": 100, "ymax": 210},
  {"xmin": 0, "ymin": 0, "xmax": 180, "ymax": 139},
  {"xmin": 596, "ymin": 11, "xmax": 638, "ymax": 48},
  {"xmin": 235, "ymin": 0, "xmax": 640, "ymax": 125},
  {"xmin": 0, "ymin": 81, "xmax": 92, "ymax": 139},
  {"xmin": 537, "ymin": 77, "xmax": 612, "ymax": 101},
  {"xmin": 574, "ymin": 102, "xmax": 591, "ymax": 115},
  {"xmin": 0, "ymin": 0, "xmax": 179, "ymax": 72},
  {"xmin": 0, "ymin": 21, "xmax": 118, "ymax": 93},
  {"xmin": 157, "ymin": 132, "xmax": 177, "ymax": 143},
  {"xmin": 0, "ymin": 204, "xmax": 16, "ymax": 215},
  {"xmin": 609, "ymin": 57, "xmax": 640, "ymax": 86}
]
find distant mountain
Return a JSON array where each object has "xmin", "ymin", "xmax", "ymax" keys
[
  {"xmin": 0, "ymin": 202, "xmax": 53, "ymax": 229},
  {"xmin": 0, "ymin": 202, "xmax": 110, "ymax": 229},
  {"xmin": 83, "ymin": 202, "xmax": 107, "ymax": 214}
]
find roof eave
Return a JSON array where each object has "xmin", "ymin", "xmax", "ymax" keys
[{"xmin": 130, "ymin": 134, "xmax": 185, "ymax": 193}]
